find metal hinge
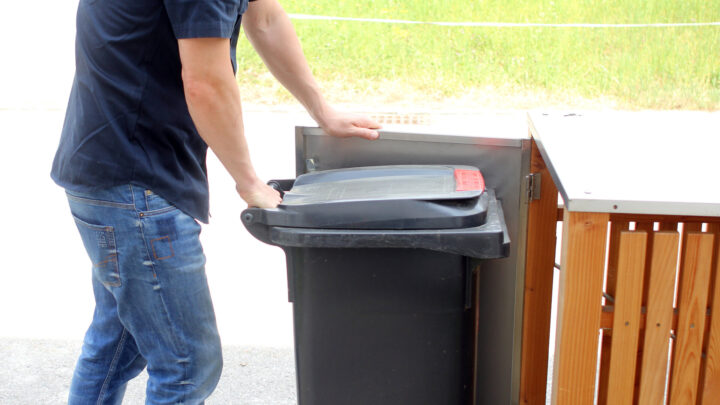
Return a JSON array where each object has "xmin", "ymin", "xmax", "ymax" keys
[{"xmin": 525, "ymin": 173, "xmax": 541, "ymax": 201}]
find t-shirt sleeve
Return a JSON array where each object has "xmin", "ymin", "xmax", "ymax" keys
[{"xmin": 164, "ymin": 0, "xmax": 243, "ymax": 39}]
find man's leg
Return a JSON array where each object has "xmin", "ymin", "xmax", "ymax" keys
[
  {"xmin": 122, "ymin": 192, "xmax": 223, "ymax": 404},
  {"xmin": 67, "ymin": 186, "xmax": 222, "ymax": 404},
  {"xmin": 69, "ymin": 273, "xmax": 147, "ymax": 405}
]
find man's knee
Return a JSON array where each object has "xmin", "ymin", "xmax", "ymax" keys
[
  {"xmin": 182, "ymin": 336, "xmax": 223, "ymax": 398},
  {"xmin": 196, "ymin": 342, "xmax": 223, "ymax": 391},
  {"xmin": 147, "ymin": 343, "xmax": 222, "ymax": 403}
]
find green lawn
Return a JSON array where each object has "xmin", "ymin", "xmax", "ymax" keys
[{"xmin": 236, "ymin": 0, "xmax": 720, "ymax": 109}]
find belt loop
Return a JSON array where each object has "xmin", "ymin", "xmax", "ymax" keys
[{"xmin": 129, "ymin": 184, "xmax": 148, "ymax": 211}]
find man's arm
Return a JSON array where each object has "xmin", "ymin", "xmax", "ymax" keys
[
  {"xmin": 242, "ymin": 0, "xmax": 381, "ymax": 140},
  {"xmin": 178, "ymin": 37, "xmax": 281, "ymax": 208}
]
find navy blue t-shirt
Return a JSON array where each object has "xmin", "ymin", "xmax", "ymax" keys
[{"xmin": 51, "ymin": 0, "xmax": 251, "ymax": 223}]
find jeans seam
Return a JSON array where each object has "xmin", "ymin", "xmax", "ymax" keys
[
  {"xmin": 66, "ymin": 194, "xmax": 135, "ymax": 209},
  {"xmin": 140, "ymin": 206, "xmax": 178, "ymax": 217},
  {"xmin": 135, "ymin": 216, "xmax": 188, "ymax": 359},
  {"xmin": 129, "ymin": 184, "xmax": 139, "ymax": 211},
  {"xmin": 96, "ymin": 328, "xmax": 129, "ymax": 405},
  {"xmin": 71, "ymin": 213, "xmax": 115, "ymax": 232}
]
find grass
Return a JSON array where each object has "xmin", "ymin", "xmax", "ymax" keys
[{"xmin": 236, "ymin": 0, "xmax": 720, "ymax": 110}]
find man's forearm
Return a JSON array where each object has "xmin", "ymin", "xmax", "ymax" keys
[
  {"xmin": 242, "ymin": 0, "xmax": 332, "ymax": 124},
  {"xmin": 179, "ymin": 38, "xmax": 261, "ymax": 193},
  {"xmin": 177, "ymin": 37, "xmax": 281, "ymax": 208}
]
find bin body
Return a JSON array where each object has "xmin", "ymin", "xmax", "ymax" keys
[
  {"xmin": 289, "ymin": 247, "xmax": 473, "ymax": 405},
  {"xmin": 242, "ymin": 165, "xmax": 509, "ymax": 405}
]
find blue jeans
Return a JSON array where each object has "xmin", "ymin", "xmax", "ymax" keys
[{"xmin": 66, "ymin": 184, "xmax": 222, "ymax": 405}]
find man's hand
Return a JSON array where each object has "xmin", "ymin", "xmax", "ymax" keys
[
  {"xmin": 236, "ymin": 180, "xmax": 282, "ymax": 208},
  {"xmin": 317, "ymin": 108, "xmax": 381, "ymax": 140}
]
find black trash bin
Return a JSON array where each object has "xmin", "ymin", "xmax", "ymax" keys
[{"xmin": 242, "ymin": 165, "xmax": 509, "ymax": 405}]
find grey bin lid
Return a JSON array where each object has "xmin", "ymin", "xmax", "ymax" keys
[
  {"xmin": 241, "ymin": 165, "xmax": 510, "ymax": 259},
  {"xmin": 253, "ymin": 165, "xmax": 489, "ymax": 230},
  {"xmin": 284, "ymin": 165, "xmax": 484, "ymax": 206}
]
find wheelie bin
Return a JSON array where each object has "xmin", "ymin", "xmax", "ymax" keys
[{"xmin": 242, "ymin": 164, "xmax": 509, "ymax": 405}]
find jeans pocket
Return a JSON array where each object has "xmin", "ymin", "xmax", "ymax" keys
[{"xmin": 72, "ymin": 215, "xmax": 121, "ymax": 288}]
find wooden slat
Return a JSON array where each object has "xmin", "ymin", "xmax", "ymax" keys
[
  {"xmin": 551, "ymin": 211, "xmax": 609, "ymax": 405},
  {"xmin": 668, "ymin": 222, "xmax": 706, "ymax": 396},
  {"xmin": 638, "ymin": 231, "xmax": 680, "ymax": 405},
  {"xmin": 599, "ymin": 306, "xmax": 713, "ymax": 332},
  {"xmin": 633, "ymin": 222, "xmax": 655, "ymax": 404},
  {"xmin": 559, "ymin": 212, "xmax": 720, "ymax": 226},
  {"xmin": 669, "ymin": 232, "xmax": 715, "ymax": 405},
  {"xmin": 610, "ymin": 214, "xmax": 720, "ymax": 224},
  {"xmin": 659, "ymin": 222, "xmax": 679, "ymax": 232},
  {"xmin": 699, "ymin": 223, "xmax": 720, "ymax": 404},
  {"xmin": 667, "ymin": 222, "xmax": 705, "ymax": 397},
  {"xmin": 606, "ymin": 231, "xmax": 648, "ymax": 405},
  {"xmin": 597, "ymin": 220, "xmax": 629, "ymax": 405},
  {"xmin": 606, "ymin": 221, "xmax": 630, "ymax": 298},
  {"xmin": 519, "ymin": 139, "xmax": 559, "ymax": 405}
]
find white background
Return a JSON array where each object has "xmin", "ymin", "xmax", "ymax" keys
[{"xmin": 0, "ymin": 0, "xmax": 311, "ymax": 347}]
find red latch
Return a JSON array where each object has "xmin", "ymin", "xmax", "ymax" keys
[{"xmin": 454, "ymin": 169, "xmax": 485, "ymax": 192}]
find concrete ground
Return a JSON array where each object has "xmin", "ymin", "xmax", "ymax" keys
[{"xmin": 0, "ymin": 338, "xmax": 296, "ymax": 405}]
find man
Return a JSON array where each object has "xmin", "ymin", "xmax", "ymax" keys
[{"xmin": 51, "ymin": 0, "xmax": 380, "ymax": 403}]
